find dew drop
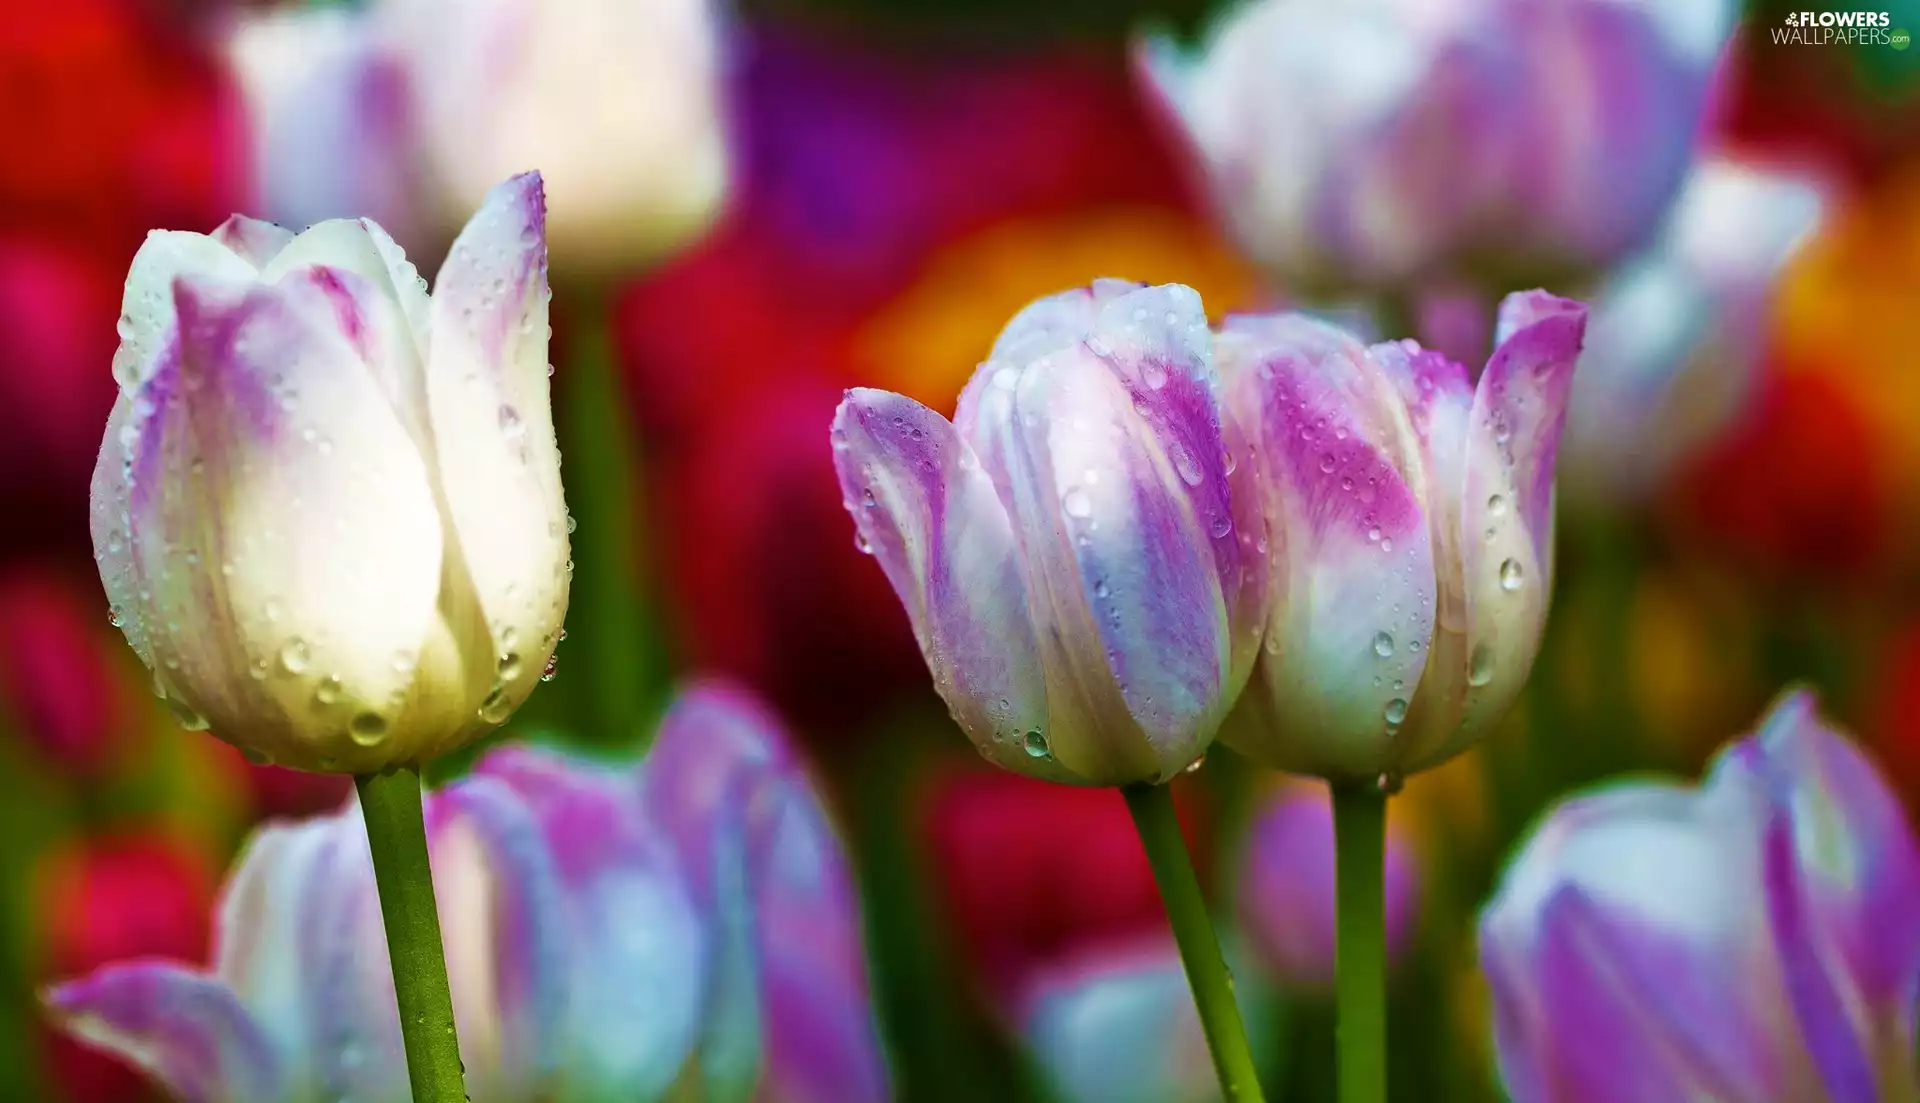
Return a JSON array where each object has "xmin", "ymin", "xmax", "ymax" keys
[
  {"xmin": 1319, "ymin": 453, "xmax": 1336, "ymax": 474},
  {"xmin": 1372, "ymin": 631, "xmax": 1395, "ymax": 659},
  {"xmin": 1487, "ymin": 494, "xmax": 1508, "ymax": 517},
  {"xmin": 1468, "ymin": 642, "xmax": 1495, "ymax": 686},
  {"xmin": 540, "ymin": 655, "xmax": 559, "ymax": 682},
  {"xmin": 566, "ymin": 513, "xmax": 578, "ymax": 534},
  {"xmin": 1499, "ymin": 558, "xmax": 1524, "ymax": 592},
  {"xmin": 1184, "ymin": 754, "xmax": 1207, "ymax": 775},
  {"xmin": 1380, "ymin": 538, "xmax": 1394, "ymax": 553},
  {"xmin": 107, "ymin": 606, "xmax": 124, "ymax": 628},
  {"xmin": 313, "ymin": 675, "xmax": 342, "ymax": 707},
  {"xmin": 279, "ymin": 638, "xmax": 310, "ymax": 675},
  {"xmin": 477, "ymin": 686, "xmax": 513, "ymax": 725},
  {"xmin": 166, "ymin": 697, "xmax": 210, "ymax": 732},
  {"xmin": 853, "ymin": 531, "xmax": 873, "ymax": 555},
  {"xmin": 1384, "ymin": 697, "xmax": 1409, "ymax": 725},
  {"xmin": 498, "ymin": 404, "xmax": 526, "ymax": 442},
  {"xmin": 1367, "ymin": 527, "xmax": 1382, "ymax": 543},
  {"xmin": 1142, "ymin": 361, "xmax": 1169, "ymax": 389},
  {"xmin": 1023, "ymin": 729, "xmax": 1050, "ymax": 758},
  {"xmin": 497, "ymin": 652, "xmax": 523, "ymax": 680},
  {"xmin": 349, "ymin": 712, "xmax": 389, "ymax": 747},
  {"xmin": 1094, "ymin": 580, "xmax": 1110, "ymax": 598},
  {"xmin": 1375, "ymin": 771, "xmax": 1404, "ymax": 795},
  {"xmin": 1062, "ymin": 487, "xmax": 1094, "ymax": 518},
  {"xmin": 1210, "ymin": 515, "xmax": 1233, "ymax": 539}
]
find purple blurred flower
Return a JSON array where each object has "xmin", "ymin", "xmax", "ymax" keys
[
  {"xmin": 1216, "ymin": 292, "xmax": 1587, "ymax": 781},
  {"xmin": 1480, "ymin": 691, "xmax": 1920, "ymax": 1102},
  {"xmin": 1560, "ymin": 156, "xmax": 1828, "ymax": 504},
  {"xmin": 1138, "ymin": 0, "xmax": 1735, "ymax": 296},
  {"xmin": 47, "ymin": 683, "xmax": 887, "ymax": 1102},
  {"xmin": 831, "ymin": 280, "xmax": 1266, "ymax": 786},
  {"xmin": 1017, "ymin": 935, "xmax": 1244, "ymax": 1103},
  {"xmin": 1237, "ymin": 784, "xmax": 1420, "ymax": 989},
  {"xmin": 639, "ymin": 681, "xmax": 890, "ymax": 1102}
]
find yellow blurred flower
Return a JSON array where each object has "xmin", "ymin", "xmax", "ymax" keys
[{"xmin": 853, "ymin": 205, "xmax": 1261, "ymax": 410}]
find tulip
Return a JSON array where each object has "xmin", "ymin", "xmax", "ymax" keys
[
  {"xmin": 224, "ymin": 6, "xmax": 422, "ymax": 253},
  {"xmin": 832, "ymin": 280, "xmax": 1265, "ymax": 785},
  {"xmin": 0, "ymin": 568, "xmax": 127, "ymax": 776},
  {"xmin": 1137, "ymin": 0, "xmax": 1734, "ymax": 296},
  {"xmin": 46, "ymin": 744, "xmax": 708, "ymax": 1102},
  {"xmin": 1217, "ymin": 291, "xmax": 1586, "ymax": 781},
  {"xmin": 639, "ymin": 681, "xmax": 891, "ymax": 1102},
  {"xmin": 1561, "ymin": 157, "xmax": 1827, "ymax": 504},
  {"xmin": 1236, "ymin": 783, "xmax": 1420, "ymax": 989},
  {"xmin": 375, "ymin": 0, "xmax": 728, "ymax": 274},
  {"xmin": 1018, "ymin": 935, "xmax": 1235, "ymax": 1103},
  {"xmin": 89, "ymin": 172, "xmax": 570, "ymax": 773},
  {"xmin": 1479, "ymin": 691, "xmax": 1920, "ymax": 1102}
]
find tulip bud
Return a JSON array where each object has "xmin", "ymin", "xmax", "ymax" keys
[
  {"xmin": 1479, "ymin": 692, "xmax": 1920, "ymax": 1102},
  {"xmin": 89, "ymin": 172, "xmax": 571, "ymax": 773},
  {"xmin": 1562, "ymin": 157, "xmax": 1827, "ymax": 505},
  {"xmin": 1137, "ymin": 0, "xmax": 1734, "ymax": 296},
  {"xmin": 1217, "ymin": 292, "xmax": 1587, "ymax": 782},
  {"xmin": 832, "ymin": 280, "xmax": 1265, "ymax": 785},
  {"xmin": 376, "ymin": 0, "xmax": 729, "ymax": 274}
]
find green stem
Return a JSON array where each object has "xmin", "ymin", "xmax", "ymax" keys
[
  {"xmin": 1121, "ymin": 783, "xmax": 1265, "ymax": 1102},
  {"xmin": 1331, "ymin": 781, "xmax": 1388, "ymax": 1103},
  {"xmin": 561, "ymin": 291, "xmax": 658, "ymax": 746},
  {"xmin": 356, "ymin": 767, "xmax": 466, "ymax": 1102}
]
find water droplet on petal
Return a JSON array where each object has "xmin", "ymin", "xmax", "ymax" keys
[
  {"xmin": 497, "ymin": 652, "xmax": 523, "ymax": 680},
  {"xmin": 1499, "ymin": 558, "xmax": 1524, "ymax": 592},
  {"xmin": 1023, "ymin": 729, "xmax": 1050, "ymax": 759},
  {"xmin": 478, "ymin": 685, "xmax": 513, "ymax": 725},
  {"xmin": 1062, "ymin": 487, "xmax": 1094, "ymax": 518},
  {"xmin": 313, "ymin": 675, "xmax": 342, "ymax": 707},
  {"xmin": 1375, "ymin": 771, "xmax": 1403, "ymax": 795},
  {"xmin": 279, "ymin": 638, "xmax": 310, "ymax": 675},
  {"xmin": 1372, "ymin": 631, "xmax": 1394, "ymax": 659},
  {"xmin": 498, "ymin": 404, "xmax": 526, "ymax": 442},
  {"xmin": 349, "ymin": 712, "xmax": 389, "ymax": 747},
  {"xmin": 1184, "ymin": 754, "xmax": 1206, "ymax": 775},
  {"xmin": 1488, "ymin": 494, "xmax": 1508, "ymax": 516},
  {"xmin": 166, "ymin": 697, "xmax": 210, "ymax": 732},
  {"xmin": 1384, "ymin": 697, "xmax": 1408, "ymax": 724},
  {"xmin": 1210, "ymin": 515, "xmax": 1232, "ymax": 539},
  {"xmin": 1468, "ymin": 642, "xmax": 1495, "ymax": 686},
  {"xmin": 1319, "ymin": 453, "xmax": 1336, "ymax": 474}
]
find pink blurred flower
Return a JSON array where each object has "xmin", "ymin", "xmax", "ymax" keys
[{"xmin": 0, "ymin": 567, "xmax": 127, "ymax": 777}]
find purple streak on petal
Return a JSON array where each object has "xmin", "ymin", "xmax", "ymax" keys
[
  {"xmin": 1366, "ymin": 340, "xmax": 1473, "ymax": 506},
  {"xmin": 47, "ymin": 963, "xmax": 284, "ymax": 1103},
  {"xmin": 1758, "ymin": 801, "xmax": 1880, "ymax": 1103},
  {"xmin": 211, "ymin": 217, "xmax": 297, "ymax": 269},
  {"xmin": 1475, "ymin": 292, "xmax": 1586, "ymax": 566},
  {"xmin": 639, "ymin": 682, "xmax": 791, "ymax": 905},
  {"xmin": 433, "ymin": 171, "xmax": 547, "ymax": 379},
  {"xmin": 1479, "ymin": 925, "xmax": 1551, "ymax": 1103},
  {"xmin": 428, "ymin": 774, "xmax": 571, "ymax": 1093}
]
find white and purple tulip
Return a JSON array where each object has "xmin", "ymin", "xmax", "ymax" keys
[
  {"xmin": 46, "ymin": 683, "xmax": 888, "ymax": 1102},
  {"xmin": 1479, "ymin": 691, "xmax": 1920, "ymax": 1103},
  {"xmin": 1137, "ymin": 0, "xmax": 1735, "ymax": 296},
  {"xmin": 1218, "ymin": 291, "xmax": 1587, "ymax": 781},
  {"xmin": 1561, "ymin": 156, "xmax": 1828, "ymax": 504},
  {"xmin": 89, "ymin": 173, "xmax": 570, "ymax": 773},
  {"xmin": 831, "ymin": 280, "xmax": 1267, "ymax": 786}
]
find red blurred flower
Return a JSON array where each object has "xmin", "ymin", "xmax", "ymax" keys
[
  {"xmin": 1670, "ymin": 366, "xmax": 1886, "ymax": 579},
  {"xmin": 205, "ymin": 740, "xmax": 352, "ymax": 822},
  {"xmin": 1714, "ymin": 26, "xmax": 1920, "ymax": 189},
  {"xmin": 1870, "ymin": 622, "xmax": 1920, "ymax": 804},
  {"xmin": 0, "ymin": 0, "xmax": 244, "ymax": 254},
  {"xmin": 0, "ymin": 566, "xmax": 127, "ymax": 778},
  {"xmin": 0, "ymin": 239, "xmax": 123, "ymax": 553},
  {"xmin": 922, "ymin": 768, "xmax": 1207, "ymax": 1005},
  {"xmin": 35, "ymin": 830, "xmax": 214, "ymax": 1102}
]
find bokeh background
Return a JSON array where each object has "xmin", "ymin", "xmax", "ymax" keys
[{"xmin": 2, "ymin": 0, "xmax": 1918, "ymax": 1098}]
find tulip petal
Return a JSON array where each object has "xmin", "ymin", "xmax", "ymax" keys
[
  {"xmin": 424, "ymin": 172, "xmax": 570, "ymax": 731},
  {"xmin": 430, "ymin": 775, "xmax": 572, "ymax": 1099},
  {"xmin": 211, "ymin": 817, "xmax": 342, "ymax": 1082},
  {"xmin": 1423, "ymin": 291, "xmax": 1584, "ymax": 770},
  {"xmin": 477, "ymin": 747, "xmax": 707, "ymax": 1099},
  {"xmin": 117, "ymin": 269, "xmax": 445, "ymax": 770},
  {"xmin": 46, "ymin": 964, "xmax": 285, "ymax": 1103},
  {"xmin": 298, "ymin": 820, "xmax": 410, "ymax": 1103},
  {"xmin": 1003, "ymin": 344, "xmax": 1229, "ymax": 780},
  {"xmin": 832, "ymin": 389, "xmax": 1068, "ymax": 780},
  {"xmin": 211, "ymin": 217, "xmax": 296, "ymax": 270},
  {"xmin": 1216, "ymin": 316, "xmax": 1437, "ymax": 779},
  {"xmin": 1020, "ymin": 940, "xmax": 1220, "ymax": 1103},
  {"xmin": 112, "ymin": 231, "xmax": 257, "ymax": 389},
  {"xmin": 91, "ymin": 395, "xmax": 153, "ymax": 670}
]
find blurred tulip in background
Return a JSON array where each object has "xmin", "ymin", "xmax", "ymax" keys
[
  {"xmin": 1218, "ymin": 292, "xmax": 1587, "ymax": 781},
  {"xmin": 0, "ymin": 568, "xmax": 130, "ymax": 778},
  {"xmin": 48, "ymin": 682, "xmax": 882, "ymax": 1101},
  {"xmin": 833, "ymin": 281, "xmax": 1264, "ymax": 785},
  {"xmin": 1236, "ymin": 782, "xmax": 1420, "ymax": 989},
  {"xmin": 89, "ymin": 174, "xmax": 570, "ymax": 772},
  {"xmin": 1138, "ymin": 0, "xmax": 1735, "ymax": 297},
  {"xmin": 1560, "ymin": 156, "xmax": 1826, "ymax": 505},
  {"xmin": 1480, "ymin": 692, "xmax": 1920, "ymax": 1102}
]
